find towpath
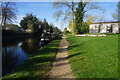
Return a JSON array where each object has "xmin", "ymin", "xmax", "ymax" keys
[{"xmin": 49, "ymin": 36, "xmax": 74, "ymax": 78}]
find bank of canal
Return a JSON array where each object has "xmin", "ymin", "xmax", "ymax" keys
[
  {"xmin": 2, "ymin": 38, "xmax": 60, "ymax": 79},
  {"xmin": 2, "ymin": 37, "xmax": 50, "ymax": 76}
]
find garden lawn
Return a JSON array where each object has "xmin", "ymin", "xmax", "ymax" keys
[
  {"xmin": 2, "ymin": 39, "xmax": 60, "ymax": 80},
  {"xmin": 67, "ymin": 34, "xmax": 118, "ymax": 78}
]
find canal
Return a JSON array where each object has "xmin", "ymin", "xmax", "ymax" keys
[{"xmin": 2, "ymin": 37, "xmax": 47, "ymax": 76}]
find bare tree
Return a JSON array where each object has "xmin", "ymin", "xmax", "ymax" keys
[
  {"xmin": 86, "ymin": 14, "xmax": 97, "ymax": 23},
  {"xmin": 117, "ymin": 1, "xmax": 120, "ymax": 29},
  {"xmin": 112, "ymin": 2, "xmax": 120, "ymax": 21},
  {"xmin": 53, "ymin": 1, "xmax": 77, "ymax": 35},
  {"xmin": 112, "ymin": 10, "xmax": 118, "ymax": 21},
  {"xmin": 0, "ymin": 2, "xmax": 16, "ymax": 26},
  {"xmin": 96, "ymin": 13, "xmax": 106, "ymax": 22}
]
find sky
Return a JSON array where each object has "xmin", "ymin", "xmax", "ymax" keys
[{"xmin": 13, "ymin": 2, "xmax": 118, "ymax": 31}]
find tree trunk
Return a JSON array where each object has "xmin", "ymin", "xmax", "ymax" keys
[
  {"xmin": 3, "ymin": 16, "xmax": 7, "ymax": 25},
  {"xmin": 71, "ymin": 1, "xmax": 75, "ymax": 36},
  {"xmin": 1, "ymin": 16, "xmax": 4, "ymax": 26},
  {"xmin": 1, "ymin": 6, "xmax": 4, "ymax": 26}
]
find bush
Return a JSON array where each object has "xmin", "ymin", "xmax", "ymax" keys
[
  {"xmin": 75, "ymin": 22, "xmax": 89, "ymax": 34},
  {"xmin": 81, "ymin": 22, "xmax": 89, "ymax": 33}
]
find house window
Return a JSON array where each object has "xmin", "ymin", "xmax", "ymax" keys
[{"xmin": 106, "ymin": 24, "xmax": 113, "ymax": 33}]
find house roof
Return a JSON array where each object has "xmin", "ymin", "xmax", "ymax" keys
[{"xmin": 91, "ymin": 21, "xmax": 120, "ymax": 24}]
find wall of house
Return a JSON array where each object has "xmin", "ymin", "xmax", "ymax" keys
[{"xmin": 89, "ymin": 23, "xmax": 119, "ymax": 33}]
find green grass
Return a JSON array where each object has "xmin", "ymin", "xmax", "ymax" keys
[
  {"xmin": 2, "ymin": 39, "xmax": 60, "ymax": 80},
  {"xmin": 67, "ymin": 34, "xmax": 118, "ymax": 78}
]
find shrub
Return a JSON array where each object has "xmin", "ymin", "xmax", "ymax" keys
[{"xmin": 75, "ymin": 22, "xmax": 89, "ymax": 34}]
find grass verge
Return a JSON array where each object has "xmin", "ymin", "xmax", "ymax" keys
[
  {"xmin": 2, "ymin": 39, "xmax": 60, "ymax": 80},
  {"xmin": 67, "ymin": 33, "xmax": 118, "ymax": 78}
]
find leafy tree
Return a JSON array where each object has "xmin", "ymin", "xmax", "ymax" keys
[
  {"xmin": 1, "ymin": 2, "xmax": 16, "ymax": 25},
  {"xmin": 20, "ymin": 14, "xmax": 40, "ymax": 33},
  {"xmin": 75, "ymin": 2, "xmax": 86, "ymax": 34},
  {"xmin": 42, "ymin": 19, "xmax": 49, "ymax": 31},
  {"xmin": 53, "ymin": 27, "xmax": 59, "ymax": 34},
  {"xmin": 81, "ymin": 22, "xmax": 89, "ymax": 33},
  {"xmin": 75, "ymin": 1, "xmax": 100, "ymax": 34},
  {"xmin": 49, "ymin": 24, "xmax": 54, "ymax": 33}
]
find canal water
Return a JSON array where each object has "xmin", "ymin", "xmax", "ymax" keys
[{"xmin": 2, "ymin": 37, "xmax": 46, "ymax": 76}]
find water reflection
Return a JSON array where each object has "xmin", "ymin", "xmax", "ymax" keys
[
  {"xmin": 2, "ymin": 37, "xmax": 42, "ymax": 76},
  {"xmin": 21, "ymin": 38, "xmax": 41, "ymax": 54},
  {"xmin": 2, "ymin": 47, "xmax": 18, "ymax": 76}
]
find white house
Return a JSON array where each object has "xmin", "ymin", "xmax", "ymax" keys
[{"xmin": 89, "ymin": 21, "xmax": 120, "ymax": 33}]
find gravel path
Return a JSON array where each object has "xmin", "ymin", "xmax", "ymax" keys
[{"xmin": 49, "ymin": 36, "xmax": 74, "ymax": 78}]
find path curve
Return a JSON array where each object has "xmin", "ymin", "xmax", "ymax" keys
[{"xmin": 49, "ymin": 36, "xmax": 74, "ymax": 78}]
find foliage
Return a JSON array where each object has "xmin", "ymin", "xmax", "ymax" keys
[
  {"xmin": 1, "ymin": 2, "xmax": 16, "ymax": 25},
  {"xmin": 52, "ymin": 27, "xmax": 60, "ymax": 34},
  {"xmin": 75, "ymin": 20, "xmax": 89, "ymax": 34},
  {"xmin": 81, "ymin": 22, "xmax": 89, "ymax": 33},
  {"xmin": 75, "ymin": 1, "xmax": 100, "ymax": 34},
  {"xmin": 20, "ymin": 14, "xmax": 61, "ymax": 36},
  {"xmin": 20, "ymin": 14, "xmax": 40, "ymax": 33},
  {"xmin": 64, "ymin": 28, "xmax": 68, "ymax": 34},
  {"xmin": 41, "ymin": 19, "xmax": 62, "ymax": 39},
  {"xmin": 68, "ymin": 20, "xmax": 72, "ymax": 32},
  {"xmin": 67, "ymin": 34, "xmax": 118, "ymax": 78},
  {"xmin": 2, "ymin": 40, "xmax": 60, "ymax": 79},
  {"xmin": 75, "ymin": 2, "xmax": 86, "ymax": 34},
  {"xmin": 68, "ymin": 20, "xmax": 75, "ymax": 34},
  {"xmin": 42, "ymin": 19, "xmax": 49, "ymax": 31}
]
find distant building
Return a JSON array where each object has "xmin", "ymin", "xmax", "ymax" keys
[
  {"xmin": 89, "ymin": 21, "xmax": 120, "ymax": 33},
  {"xmin": 2, "ymin": 26, "xmax": 13, "ymax": 30},
  {"xmin": 2, "ymin": 26, "xmax": 25, "ymax": 32}
]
